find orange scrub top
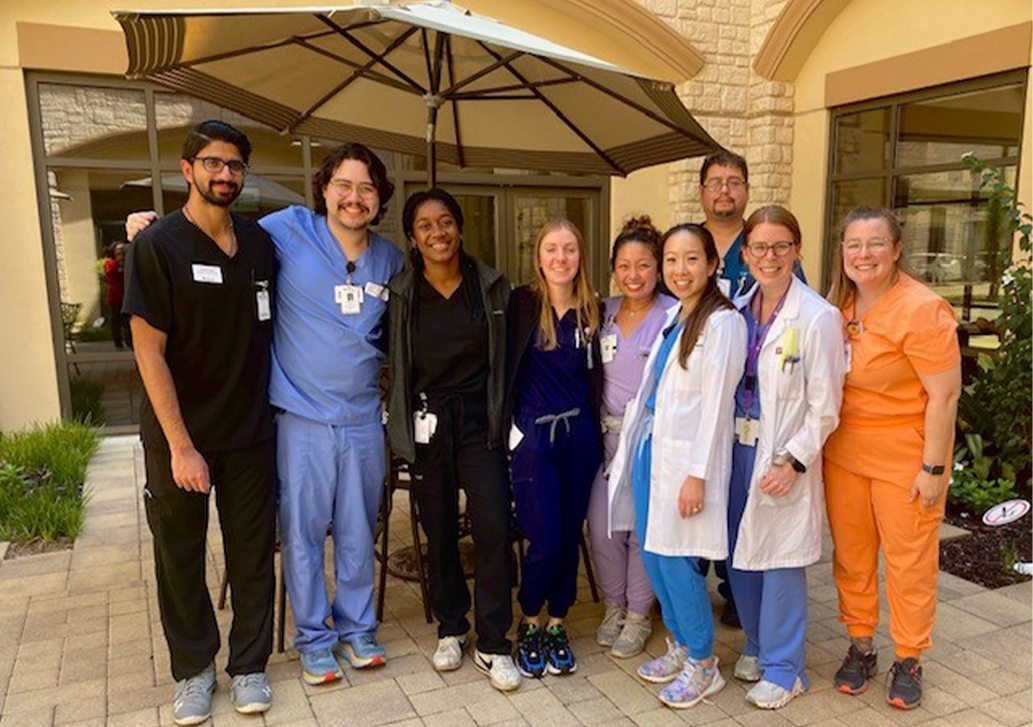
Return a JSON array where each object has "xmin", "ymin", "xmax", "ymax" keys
[{"xmin": 824, "ymin": 273, "xmax": 960, "ymax": 487}]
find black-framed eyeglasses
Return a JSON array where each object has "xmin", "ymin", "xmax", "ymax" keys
[
  {"xmin": 746, "ymin": 241, "xmax": 796, "ymax": 258},
  {"xmin": 702, "ymin": 177, "xmax": 746, "ymax": 193},
  {"xmin": 193, "ymin": 156, "xmax": 249, "ymax": 175}
]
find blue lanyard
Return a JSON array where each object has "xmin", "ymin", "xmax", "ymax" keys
[{"xmin": 742, "ymin": 288, "xmax": 789, "ymax": 413}]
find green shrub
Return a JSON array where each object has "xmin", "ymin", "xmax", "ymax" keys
[
  {"xmin": 0, "ymin": 421, "xmax": 99, "ymax": 544},
  {"xmin": 950, "ymin": 433, "xmax": 1019, "ymax": 515},
  {"xmin": 70, "ymin": 378, "xmax": 106, "ymax": 425}
]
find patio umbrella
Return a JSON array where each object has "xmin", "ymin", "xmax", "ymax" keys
[{"xmin": 114, "ymin": 1, "xmax": 721, "ymax": 185}]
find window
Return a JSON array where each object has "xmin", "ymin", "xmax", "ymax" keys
[{"xmin": 825, "ymin": 71, "xmax": 1027, "ymax": 316}]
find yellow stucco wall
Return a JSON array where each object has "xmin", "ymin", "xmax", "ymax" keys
[{"xmin": 788, "ymin": 0, "xmax": 1032, "ymax": 291}]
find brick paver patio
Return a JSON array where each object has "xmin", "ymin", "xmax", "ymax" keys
[{"xmin": 1, "ymin": 436, "xmax": 1029, "ymax": 727}]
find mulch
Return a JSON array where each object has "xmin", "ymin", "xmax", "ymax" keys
[
  {"xmin": 4, "ymin": 537, "xmax": 72, "ymax": 560},
  {"xmin": 940, "ymin": 506, "xmax": 1032, "ymax": 589}
]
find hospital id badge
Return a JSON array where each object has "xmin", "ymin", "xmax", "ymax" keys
[
  {"xmin": 844, "ymin": 341, "xmax": 852, "ymax": 373},
  {"xmin": 601, "ymin": 334, "xmax": 617, "ymax": 364},
  {"xmin": 256, "ymin": 289, "xmax": 271, "ymax": 321},
  {"xmin": 334, "ymin": 284, "xmax": 363, "ymax": 315},
  {"xmin": 414, "ymin": 411, "xmax": 438, "ymax": 444},
  {"xmin": 734, "ymin": 417, "xmax": 759, "ymax": 446}
]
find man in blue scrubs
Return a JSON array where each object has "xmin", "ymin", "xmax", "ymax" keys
[{"xmin": 128, "ymin": 142, "xmax": 403, "ymax": 685}]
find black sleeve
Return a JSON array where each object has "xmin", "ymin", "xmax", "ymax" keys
[
  {"xmin": 588, "ymin": 327, "xmax": 604, "ymax": 421},
  {"xmin": 122, "ymin": 233, "xmax": 173, "ymax": 333}
]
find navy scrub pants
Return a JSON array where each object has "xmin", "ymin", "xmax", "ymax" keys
[{"xmin": 511, "ymin": 408, "xmax": 601, "ymax": 619}]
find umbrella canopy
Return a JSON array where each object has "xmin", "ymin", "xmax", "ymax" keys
[{"xmin": 115, "ymin": 1, "xmax": 720, "ymax": 183}]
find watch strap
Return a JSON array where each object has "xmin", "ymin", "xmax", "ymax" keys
[{"xmin": 922, "ymin": 463, "xmax": 945, "ymax": 475}]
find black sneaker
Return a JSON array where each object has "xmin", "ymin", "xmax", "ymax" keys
[
  {"xmin": 516, "ymin": 623, "xmax": 546, "ymax": 678},
  {"xmin": 544, "ymin": 625, "xmax": 577, "ymax": 675},
  {"xmin": 834, "ymin": 644, "xmax": 878, "ymax": 695},
  {"xmin": 886, "ymin": 658, "xmax": 922, "ymax": 710}
]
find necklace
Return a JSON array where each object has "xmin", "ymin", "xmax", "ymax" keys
[
  {"xmin": 620, "ymin": 298, "xmax": 651, "ymax": 318},
  {"xmin": 184, "ymin": 205, "xmax": 237, "ymax": 256}
]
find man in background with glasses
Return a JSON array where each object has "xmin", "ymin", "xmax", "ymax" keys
[{"xmin": 125, "ymin": 120, "xmax": 277, "ymax": 725}]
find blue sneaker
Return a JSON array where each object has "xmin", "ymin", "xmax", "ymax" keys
[
  {"xmin": 334, "ymin": 633, "xmax": 386, "ymax": 669},
  {"xmin": 544, "ymin": 624, "xmax": 577, "ymax": 675},
  {"xmin": 516, "ymin": 623, "xmax": 546, "ymax": 678},
  {"xmin": 300, "ymin": 648, "xmax": 342, "ymax": 685}
]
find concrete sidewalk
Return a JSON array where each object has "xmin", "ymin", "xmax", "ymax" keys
[{"xmin": 1, "ymin": 436, "xmax": 1029, "ymax": 727}]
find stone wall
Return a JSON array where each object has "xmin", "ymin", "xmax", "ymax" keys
[{"xmin": 637, "ymin": 0, "xmax": 793, "ymax": 223}]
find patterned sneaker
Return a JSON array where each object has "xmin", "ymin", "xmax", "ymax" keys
[
  {"xmin": 544, "ymin": 624, "xmax": 577, "ymax": 675},
  {"xmin": 516, "ymin": 623, "xmax": 547, "ymax": 678},
  {"xmin": 230, "ymin": 672, "xmax": 273, "ymax": 714},
  {"xmin": 335, "ymin": 633, "xmax": 386, "ymax": 669},
  {"xmin": 637, "ymin": 637, "xmax": 688, "ymax": 684},
  {"xmin": 658, "ymin": 656, "xmax": 725, "ymax": 709},
  {"xmin": 610, "ymin": 610, "xmax": 651, "ymax": 659},
  {"xmin": 301, "ymin": 647, "xmax": 343, "ymax": 685},
  {"xmin": 596, "ymin": 603, "xmax": 626, "ymax": 647},
  {"xmin": 834, "ymin": 644, "xmax": 877, "ymax": 695},
  {"xmin": 734, "ymin": 654, "xmax": 762, "ymax": 682},
  {"xmin": 432, "ymin": 635, "xmax": 466, "ymax": 672},
  {"xmin": 474, "ymin": 650, "xmax": 522, "ymax": 692},
  {"xmin": 172, "ymin": 662, "xmax": 216, "ymax": 726},
  {"xmin": 746, "ymin": 677, "xmax": 805, "ymax": 709},
  {"xmin": 886, "ymin": 658, "xmax": 922, "ymax": 710}
]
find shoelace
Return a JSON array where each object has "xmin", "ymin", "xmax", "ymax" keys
[
  {"xmin": 548, "ymin": 628, "xmax": 570, "ymax": 657},
  {"xmin": 600, "ymin": 607, "xmax": 624, "ymax": 631},
  {"xmin": 178, "ymin": 674, "xmax": 211, "ymax": 700},
  {"xmin": 521, "ymin": 627, "xmax": 543, "ymax": 659},
  {"xmin": 235, "ymin": 673, "xmax": 266, "ymax": 689},
  {"xmin": 355, "ymin": 633, "xmax": 378, "ymax": 650}
]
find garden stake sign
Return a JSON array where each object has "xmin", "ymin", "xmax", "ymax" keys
[{"xmin": 982, "ymin": 499, "xmax": 1031, "ymax": 527}]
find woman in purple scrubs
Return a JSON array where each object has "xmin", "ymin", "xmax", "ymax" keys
[{"xmin": 587, "ymin": 217, "xmax": 676, "ymax": 658}]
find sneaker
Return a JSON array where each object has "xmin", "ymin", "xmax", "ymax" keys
[
  {"xmin": 746, "ymin": 677, "xmax": 805, "ymax": 709},
  {"xmin": 474, "ymin": 650, "xmax": 522, "ymax": 692},
  {"xmin": 834, "ymin": 644, "xmax": 877, "ymax": 695},
  {"xmin": 544, "ymin": 624, "xmax": 577, "ymax": 675},
  {"xmin": 432, "ymin": 635, "xmax": 466, "ymax": 672},
  {"xmin": 596, "ymin": 603, "xmax": 626, "ymax": 647},
  {"xmin": 637, "ymin": 637, "xmax": 688, "ymax": 684},
  {"xmin": 734, "ymin": 654, "xmax": 762, "ymax": 682},
  {"xmin": 886, "ymin": 658, "xmax": 922, "ymax": 710},
  {"xmin": 611, "ymin": 610, "xmax": 651, "ymax": 659},
  {"xmin": 172, "ymin": 662, "xmax": 216, "ymax": 726},
  {"xmin": 230, "ymin": 672, "xmax": 273, "ymax": 714},
  {"xmin": 658, "ymin": 656, "xmax": 725, "ymax": 709},
  {"xmin": 301, "ymin": 647, "xmax": 343, "ymax": 685},
  {"xmin": 335, "ymin": 633, "xmax": 386, "ymax": 669},
  {"xmin": 516, "ymin": 623, "xmax": 547, "ymax": 678}
]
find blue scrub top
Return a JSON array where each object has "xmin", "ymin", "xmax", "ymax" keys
[
  {"xmin": 515, "ymin": 310, "xmax": 592, "ymax": 418},
  {"xmin": 645, "ymin": 317, "xmax": 686, "ymax": 414},
  {"xmin": 259, "ymin": 206, "xmax": 403, "ymax": 425}
]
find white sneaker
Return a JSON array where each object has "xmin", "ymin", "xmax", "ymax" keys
[
  {"xmin": 734, "ymin": 654, "xmax": 762, "ymax": 682},
  {"xmin": 746, "ymin": 677, "xmax": 806, "ymax": 709},
  {"xmin": 432, "ymin": 635, "xmax": 466, "ymax": 671},
  {"xmin": 596, "ymin": 603, "xmax": 625, "ymax": 647},
  {"xmin": 474, "ymin": 650, "xmax": 521, "ymax": 692},
  {"xmin": 610, "ymin": 611, "xmax": 650, "ymax": 659}
]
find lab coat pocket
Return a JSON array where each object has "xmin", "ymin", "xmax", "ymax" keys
[
  {"xmin": 755, "ymin": 460, "xmax": 807, "ymax": 508},
  {"xmin": 775, "ymin": 361, "xmax": 804, "ymax": 400},
  {"xmin": 659, "ymin": 438, "xmax": 715, "ymax": 504}
]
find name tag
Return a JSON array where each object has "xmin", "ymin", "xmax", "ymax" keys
[
  {"xmin": 364, "ymin": 281, "xmax": 389, "ymax": 302},
  {"xmin": 256, "ymin": 290, "xmax": 271, "ymax": 321},
  {"xmin": 734, "ymin": 417, "xmax": 759, "ymax": 446},
  {"xmin": 192, "ymin": 264, "xmax": 223, "ymax": 284},
  {"xmin": 334, "ymin": 284, "xmax": 363, "ymax": 315},
  {"xmin": 414, "ymin": 411, "xmax": 438, "ymax": 444},
  {"xmin": 601, "ymin": 334, "xmax": 618, "ymax": 364}
]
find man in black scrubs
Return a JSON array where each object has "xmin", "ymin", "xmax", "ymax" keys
[{"xmin": 124, "ymin": 120, "xmax": 277, "ymax": 726}]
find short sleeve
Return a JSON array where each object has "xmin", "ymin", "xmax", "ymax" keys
[
  {"xmin": 122, "ymin": 234, "xmax": 172, "ymax": 333},
  {"xmin": 902, "ymin": 296, "xmax": 960, "ymax": 374}
]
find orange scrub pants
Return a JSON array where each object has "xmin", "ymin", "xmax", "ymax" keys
[{"xmin": 824, "ymin": 426, "xmax": 945, "ymax": 659}]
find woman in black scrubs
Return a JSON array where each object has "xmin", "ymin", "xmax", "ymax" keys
[{"xmin": 385, "ymin": 188, "xmax": 520, "ymax": 692}]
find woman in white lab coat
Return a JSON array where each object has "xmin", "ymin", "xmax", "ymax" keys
[
  {"xmin": 607, "ymin": 223, "xmax": 746, "ymax": 710},
  {"xmin": 725, "ymin": 205, "xmax": 845, "ymax": 710}
]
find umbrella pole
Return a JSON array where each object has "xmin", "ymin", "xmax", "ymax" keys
[
  {"xmin": 425, "ymin": 31, "xmax": 447, "ymax": 189},
  {"xmin": 426, "ymin": 104, "xmax": 438, "ymax": 189}
]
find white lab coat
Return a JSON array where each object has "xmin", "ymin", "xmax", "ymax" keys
[
  {"xmin": 730, "ymin": 277, "xmax": 846, "ymax": 571},
  {"xmin": 607, "ymin": 306, "xmax": 747, "ymax": 558}
]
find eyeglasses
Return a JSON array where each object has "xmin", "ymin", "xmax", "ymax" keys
[
  {"xmin": 842, "ymin": 237, "xmax": 893, "ymax": 254},
  {"xmin": 702, "ymin": 177, "xmax": 746, "ymax": 193},
  {"xmin": 328, "ymin": 180, "xmax": 378, "ymax": 198},
  {"xmin": 746, "ymin": 241, "xmax": 796, "ymax": 258},
  {"xmin": 193, "ymin": 156, "xmax": 248, "ymax": 175}
]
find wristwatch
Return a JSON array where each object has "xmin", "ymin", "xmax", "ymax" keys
[
  {"xmin": 774, "ymin": 450, "xmax": 807, "ymax": 474},
  {"xmin": 921, "ymin": 463, "xmax": 945, "ymax": 475}
]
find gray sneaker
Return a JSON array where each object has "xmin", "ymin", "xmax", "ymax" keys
[
  {"xmin": 230, "ymin": 672, "xmax": 273, "ymax": 714},
  {"xmin": 172, "ymin": 662, "xmax": 216, "ymax": 726},
  {"xmin": 610, "ymin": 610, "xmax": 651, "ymax": 659},
  {"xmin": 596, "ymin": 603, "xmax": 626, "ymax": 647}
]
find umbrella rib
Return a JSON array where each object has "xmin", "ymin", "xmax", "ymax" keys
[
  {"xmin": 438, "ymin": 50, "xmax": 524, "ymax": 98},
  {"xmin": 292, "ymin": 38, "xmax": 416, "ymax": 94},
  {"xmin": 537, "ymin": 57, "xmax": 695, "ymax": 139},
  {"xmin": 288, "ymin": 26, "xmax": 420, "ymax": 133},
  {"xmin": 450, "ymin": 78, "xmax": 576, "ymax": 100},
  {"xmin": 445, "ymin": 35, "xmax": 465, "ymax": 169},
  {"xmin": 315, "ymin": 14, "xmax": 426, "ymax": 94},
  {"xmin": 475, "ymin": 41, "xmax": 625, "ymax": 176}
]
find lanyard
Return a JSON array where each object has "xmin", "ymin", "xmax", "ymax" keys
[{"xmin": 742, "ymin": 288, "xmax": 789, "ymax": 414}]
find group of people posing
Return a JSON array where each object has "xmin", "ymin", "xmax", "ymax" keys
[{"xmin": 124, "ymin": 120, "xmax": 961, "ymax": 726}]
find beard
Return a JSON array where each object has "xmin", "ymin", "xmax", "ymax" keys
[
  {"xmin": 197, "ymin": 180, "xmax": 242, "ymax": 208},
  {"xmin": 334, "ymin": 202, "xmax": 373, "ymax": 231}
]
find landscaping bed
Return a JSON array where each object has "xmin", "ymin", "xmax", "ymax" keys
[{"xmin": 940, "ymin": 504, "xmax": 1032, "ymax": 589}]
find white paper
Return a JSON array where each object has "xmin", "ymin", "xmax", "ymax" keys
[
  {"xmin": 256, "ymin": 290, "xmax": 271, "ymax": 321},
  {"xmin": 192, "ymin": 264, "xmax": 223, "ymax": 284}
]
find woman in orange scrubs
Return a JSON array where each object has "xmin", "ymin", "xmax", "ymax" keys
[{"xmin": 823, "ymin": 207, "xmax": 961, "ymax": 711}]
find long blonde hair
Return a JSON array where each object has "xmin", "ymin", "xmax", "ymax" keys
[
  {"xmin": 827, "ymin": 206, "xmax": 903, "ymax": 309},
  {"xmin": 532, "ymin": 218, "xmax": 600, "ymax": 350}
]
